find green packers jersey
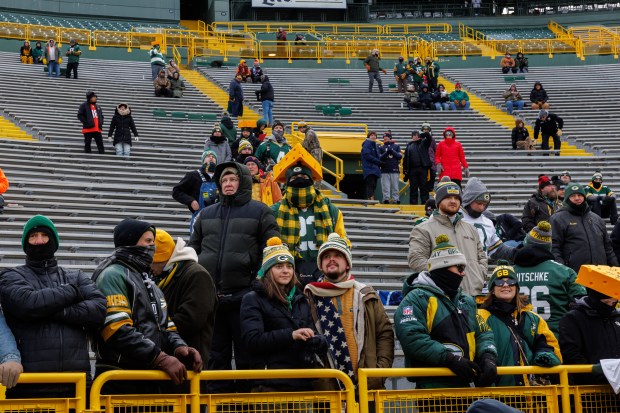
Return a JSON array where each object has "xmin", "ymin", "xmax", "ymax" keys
[{"xmin": 514, "ymin": 259, "xmax": 586, "ymax": 338}]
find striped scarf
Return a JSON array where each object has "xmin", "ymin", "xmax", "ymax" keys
[{"xmin": 276, "ymin": 186, "xmax": 334, "ymax": 258}]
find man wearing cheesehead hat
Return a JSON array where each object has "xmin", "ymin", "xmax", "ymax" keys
[
  {"xmin": 305, "ymin": 233, "xmax": 394, "ymax": 390},
  {"xmin": 550, "ymin": 182, "xmax": 618, "ymax": 273},
  {"xmin": 0, "ymin": 215, "xmax": 105, "ymax": 398},
  {"xmin": 189, "ymin": 162, "xmax": 279, "ymax": 393},
  {"xmin": 93, "ymin": 219, "xmax": 202, "ymax": 394},
  {"xmin": 271, "ymin": 145, "xmax": 347, "ymax": 286},
  {"xmin": 151, "ymin": 229, "xmax": 217, "ymax": 376},
  {"xmin": 461, "ymin": 177, "xmax": 517, "ymax": 263},
  {"xmin": 396, "ymin": 234, "xmax": 497, "ymax": 389},
  {"xmin": 408, "ymin": 177, "xmax": 487, "ymax": 296},
  {"xmin": 514, "ymin": 221, "xmax": 585, "ymax": 338}
]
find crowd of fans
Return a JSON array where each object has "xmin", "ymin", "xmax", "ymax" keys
[{"xmin": 3, "ymin": 40, "xmax": 620, "ymax": 407}]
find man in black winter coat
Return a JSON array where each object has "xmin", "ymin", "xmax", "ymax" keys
[
  {"xmin": 379, "ymin": 132, "xmax": 402, "ymax": 204},
  {"xmin": 77, "ymin": 90, "xmax": 105, "ymax": 154},
  {"xmin": 189, "ymin": 162, "xmax": 279, "ymax": 393},
  {"xmin": 534, "ymin": 110, "xmax": 563, "ymax": 156},
  {"xmin": 560, "ymin": 287, "xmax": 620, "ymax": 385},
  {"xmin": 403, "ymin": 131, "xmax": 432, "ymax": 205},
  {"xmin": 0, "ymin": 215, "xmax": 106, "ymax": 398},
  {"xmin": 550, "ymin": 183, "xmax": 618, "ymax": 273}
]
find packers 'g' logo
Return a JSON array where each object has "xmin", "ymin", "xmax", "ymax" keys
[
  {"xmin": 293, "ymin": 167, "xmax": 302, "ymax": 173},
  {"xmin": 571, "ymin": 185, "xmax": 579, "ymax": 190},
  {"xmin": 277, "ymin": 255, "xmax": 289, "ymax": 262}
]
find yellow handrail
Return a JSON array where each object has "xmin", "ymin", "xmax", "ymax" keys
[
  {"xmin": 172, "ymin": 45, "xmax": 182, "ymax": 66},
  {"xmin": 5, "ymin": 372, "xmax": 87, "ymax": 413}
]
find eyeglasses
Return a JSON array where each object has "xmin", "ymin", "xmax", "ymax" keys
[
  {"xmin": 456, "ymin": 264, "xmax": 466, "ymax": 273},
  {"xmin": 493, "ymin": 278, "xmax": 518, "ymax": 287}
]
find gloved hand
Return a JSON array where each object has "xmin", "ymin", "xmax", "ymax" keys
[
  {"xmin": 474, "ymin": 353, "xmax": 497, "ymax": 387},
  {"xmin": 0, "ymin": 361, "xmax": 22, "ymax": 389},
  {"xmin": 153, "ymin": 351, "xmax": 187, "ymax": 385},
  {"xmin": 533, "ymin": 352, "xmax": 561, "ymax": 367},
  {"xmin": 133, "ymin": 135, "xmax": 139, "ymax": 142},
  {"xmin": 403, "ymin": 174, "xmax": 409, "ymax": 183},
  {"xmin": 174, "ymin": 346, "xmax": 203, "ymax": 373},
  {"xmin": 592, "ymin": 363, "xmax": 603, "ymax": 376},
  {"xmin": 557, "ymin": 129, "xmax": 563, "ymax": 136},
  {"xmin": 436, "ymin": 163, "xmax": 443, "ymax": 175},
  {"xmin": 107, "ymin": 136, "xmax": 113, "ymax": 143},
  {"xmin": 463, "ymin": 168, "xmax": 470, "ymax": 178},
  {"xmin": 445, "ymin": 353, "xmax": 480, "ymax": 382}
]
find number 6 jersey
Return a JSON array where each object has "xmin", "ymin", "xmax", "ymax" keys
[{"xmin": 514, "ymin": 244, "xmax": 586, "ymax": 338}]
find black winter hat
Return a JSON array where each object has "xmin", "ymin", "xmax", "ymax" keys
[
  {"xmin": 86, "ymin": 91, "xmax": 97, "ymax": 100},
  {"xmin": 273, "ymin": 120, "xmax": 285, "ymax": 129},
  {"xmin": 113, "ymin": 218, "xmax": 156, "ymax": 248}
]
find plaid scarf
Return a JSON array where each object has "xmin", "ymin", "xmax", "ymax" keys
[{"xmin": 276, "ymin": 186, "xmax": 334, "ymax": 258}]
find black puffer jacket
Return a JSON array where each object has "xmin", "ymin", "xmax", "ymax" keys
[
  {"xmin": 256, "ymin": 76, "xmax": 274, "ymax": 102},
  {"xmin": 560, "ymin": 297, "xmax": 620, "ymax": 384},
  {"xmin": 188, "ymin": 162, "xmax": 279, "ymax": 293},
  {"xmin": 240, "ymin": 280, "xmax": 318, "ymax": 390},
  {"xmin": 529, "ymin": 82, "xmax": 548, "ymax": 103},
  {"xmin": 403, "ymin": 135, "xmax": 432, "ymax": 170},
  {"xmin": 77, "ymin": 101, "xmax": 104, "ymax": 130},
  {"xmin": 550, "ymin": 204, "xmax": 618, "ymax": 272},
  {"xmin": 107, "ymin": 104, "xmax": 138, "ymax": 145},
  {"xmin": 521, "ymin": 192, "xmax": 559, "ymax": 232},
  {"xmin": 0, "ymin": 259, "xmax": 106, "ymax": 396}
]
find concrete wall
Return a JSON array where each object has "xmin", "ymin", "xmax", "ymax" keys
[{"xmin": 1, "ymin": 1, "xmax": 180, "ymax": 22}]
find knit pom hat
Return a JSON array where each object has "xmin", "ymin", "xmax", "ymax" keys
[
  {"xmin": 434, "ymin": 178, "xmax": 462, "ymax": 206},
  {"xmin": 238, "ymin": 139, "xmax": 253, "ymax": 154},
  {"xmin": 212, "ymin": 123, "xmax": 222, "ymax": 134},
  {"xmin": 22, "ymin": 215, "xmax": 60, "ymax": 252},
  {"xmin": 488, "ymin": 260, "xmax": 518, "ymax": 288},
  {"xmin": 114, "ymin": 219, "xmax": 155, "ymax": 248},
  {"xmin": 421, "ymin": 122, "xmax": 431, "ymax": 131},
  {"xmin": 220, "ymin": 166, "xmax": 239, "ymax": 183},
  {"xmin": 538, "ymin": 175, "xmax": 552, "ymax": 190},
  {"xmin": 524, "ymin": 221, "xmax": 552, "ymax": 250},
  {"xmin": 258, "ymin": 237, "xmax": 295, "ymax": 278},
  {"xmin": 317, "ymin": 233, "xmax": 353, "ymax": 270},
  {"xmin": 564, "ymin": 182, "xmax": 586, "ymax": 200},
  {"xmin": 243, "ymin": 155, "xmax": 263, "ymax": 170},
  {"xmin": 201, "ymin": 150, "xmax": 218, "ymax": 163},
  {"xmin": 427, "ymin": 234, "xmax": 467, "ymax": 272},
  {"xmin": 153, "ymin": 229, "xmax": 175, "ymax": 263},
  {"xmin": 462, "ymin": 177, "xmax": 490, "ymax": 208},
  {"xmin": 592, "ymin": 171, "xmax": 603, "ymax": 182}
]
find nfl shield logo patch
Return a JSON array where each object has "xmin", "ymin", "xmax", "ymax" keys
[{"xmin": 403, "ymin": 306, "xmax": 413, "ymax": 316}]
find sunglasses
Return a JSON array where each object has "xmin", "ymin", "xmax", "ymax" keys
[
  {"xmin": 493, "ymin": 278, "xmax": 518, "ymax": 287},
  {"xmin": 456, "ymin": 264, "xmax": 466, "ymax": 273}
]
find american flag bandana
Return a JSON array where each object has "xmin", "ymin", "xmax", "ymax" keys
[{"xmin": 315, "ymin": 296, "xmax": 355, "ymax": 381}]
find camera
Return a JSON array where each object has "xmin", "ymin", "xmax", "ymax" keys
[{"xmin": 302, "ymin": 334, "xmax": 328, "ymax": 366}]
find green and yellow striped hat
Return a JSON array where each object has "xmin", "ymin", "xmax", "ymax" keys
[
  {"xmin": 427, "ymin": 234, "xmax": 467, "ymax": 272},
  {"xmin": 258, "ymin": 237, "xmax": 295, "ymax": 278}
]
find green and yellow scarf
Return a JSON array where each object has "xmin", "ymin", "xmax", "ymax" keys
[{"xmin": 276, "ymin": 186, "xmax": 334, "ymax": 258}]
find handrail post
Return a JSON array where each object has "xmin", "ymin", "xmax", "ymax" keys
[
  {"xmin": 358, "ymin": 369, "xmax": 369, "ymax": 413},
  {"xmin": 559, "ymin": 366, "xmax": 571, "ymax": 413}
]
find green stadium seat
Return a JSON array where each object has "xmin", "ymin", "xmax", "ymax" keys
[
  {"xmin": 504, "ymin": 75, "xmax": 526, "ymax": 82},
  {"xmin": 152, "ymin": 108, "xmax": 168, "ymax": 119},
  {"xmin": 331, "ymin": 104, "xmax": 343, "ymax": 110},
  {"xmin": 322, "ymin": 106, "xmax": 337, "ymax": 116},
  {"xmin": 315, "ymin": 105, "xmax": 325, "ymax": 111},
  {"xmin": 338, "ymin": 107, "xmax": 352, "ymax": 116},
  {"xmin": 171, "ymin": 111, "xmax": 187, "ymax": 121}
]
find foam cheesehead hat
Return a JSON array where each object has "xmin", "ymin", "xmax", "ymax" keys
[
  {"xmin": 427, "ymin": 234, "xmax": 467, "ymax": 272},
  {"xmin": 272, "ymin": 144, "xmax": 322, "ymax": 184},
  {"xmin": 22, "ymin": 214, "xmax": 60, "ymax": 252},
  {"xmin": 317, "ymin": 232, "xmax": 353, "ymax": 270},
  {"xmin": 524, "ymin": 220, "xmax": 552, "ymax": 250},
  {"xmin": 434, "ymin": 177, "xmax": 462, "ymax": 205},
  {"xmin": 153, "ymin": 229, "xmax": 175, "ymax": 263},
  {"xmin": 258, "ymin": 237, "xmax": 295, "ymax": 278},
  {"xmin": 488, "ymin": 260, "xmax": 518, "ymax": 288}
]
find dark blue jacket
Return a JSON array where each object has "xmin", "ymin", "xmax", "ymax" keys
[
  {"xmin": 229, "ymin": 79, "xmax": 244, "ymax": 101},
  {"xmin": 361, "ymin": 139, "xmax": 382, "ymax": 178},
  {"xmin": 379, "ymin": 141, "xmax": 402, "ymax": 174}
]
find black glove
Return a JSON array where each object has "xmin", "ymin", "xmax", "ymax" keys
[
  {"xmin": 445, "ymin": 353, "xmax": 480, "ymax": 382},
  {"xmin": 474, "ymin": 353, "xmax": 497, "ymax": 387},
  {"xmin": 403, "ymin": 174, "xmax": 409, "ymax": 182}
]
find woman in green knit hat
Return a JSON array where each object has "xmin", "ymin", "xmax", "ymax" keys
[{"xmin": 239, "ymin": 237, "xmax": 325, "ymax": 392}]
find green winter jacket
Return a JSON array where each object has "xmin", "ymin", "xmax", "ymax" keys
[
  {"xmin": 478, "ymin": 304, "xmax": 561, "ymax": 387},
  {"xmin": 393, "ymin": 62, "xmax": 408, "ymax": 77},
  {"xmin": 394, "ymin": 272, "xmax": 497, "ymax": 389},
  {"xmin": 426, "ymin": 62, "xmax": 440, "ymax": 80},
  {"xmin": 513, "ymin": 245, "xmax": 586, "ymax": 338},
  {"xmin": 449, "ymin": 90, "xmax": 469, "ymax": 102},
  {"xmin": 585, "ymin": 183, "xmax": 614, "ymax": 198},
  {"xmin": 255, "ymin": 137, "xmax": 292, "ymax": 166},
  {"xmin": 410, "ymin": 64, "xmax": 425, "ymax": 82}
]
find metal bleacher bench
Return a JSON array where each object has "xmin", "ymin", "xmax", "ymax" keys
[
  {"xmin": 327, "ymin": 78, "xmax": 350, "ymax": 84},
  {"xmin": 152, "ymin": 109, "xmax": 217, "ymax": 122}
]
